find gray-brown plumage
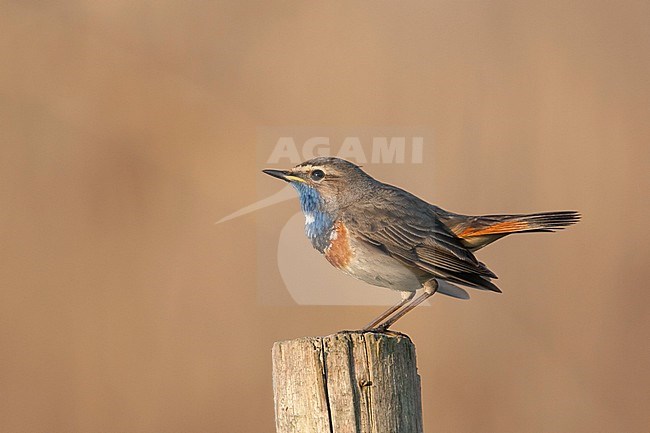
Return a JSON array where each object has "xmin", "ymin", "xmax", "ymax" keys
[{"xmin": 263, "ymin": 157, "xmax": 580, "ymax": 329}]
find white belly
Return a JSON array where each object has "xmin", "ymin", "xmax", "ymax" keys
[{"xmin": 341, "ymin": 238, "xmax": 424, "ymax": 292}]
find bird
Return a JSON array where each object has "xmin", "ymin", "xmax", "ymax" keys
[{"xmin": 263, "ymin": 157, "xmax": 580, "ymax": 330}]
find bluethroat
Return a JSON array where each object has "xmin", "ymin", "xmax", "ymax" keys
[{"xmin": 263, "ymin": 157, "xmax": 580, "ymax": 330}]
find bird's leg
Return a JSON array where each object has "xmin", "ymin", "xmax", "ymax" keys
[
  {"xmin": 374, "ymin": 279, "xmax": 439, "ymax": 331},
  {"xmin": 362, "ymin": 291, "xmax": 415, "ymax": 331}
]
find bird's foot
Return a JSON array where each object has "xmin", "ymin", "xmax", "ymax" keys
[{"xmin": 364, "ymin": 323, "xmax": 393, "ymax": 333}]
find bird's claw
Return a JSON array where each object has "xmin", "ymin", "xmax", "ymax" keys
[{"xmin": 364, "ymin": 323, "xmax": 392, "ymax": 333}]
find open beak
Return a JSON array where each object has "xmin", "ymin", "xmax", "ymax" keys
[{"xmin": 262, "ymin": 169, "xmax": 305, "ymax": 183}]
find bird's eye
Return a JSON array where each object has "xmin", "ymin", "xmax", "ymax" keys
[{"xmin": 310, "ymin": 169, "xmax": 325, "ymax": 181}]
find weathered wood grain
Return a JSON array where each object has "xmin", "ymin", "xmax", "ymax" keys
[{"xmin": 272, "ymin": 331, "xmax": 423, "ymax": 433}]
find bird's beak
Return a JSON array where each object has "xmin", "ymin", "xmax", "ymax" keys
[{"xmin": 262, "ymin": 169, "xmax": 306, "ymax": 183}]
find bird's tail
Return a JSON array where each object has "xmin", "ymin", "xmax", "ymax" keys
[{"xmin": 455, "ymin": 211, "xmax": 581, "ymax": 250}]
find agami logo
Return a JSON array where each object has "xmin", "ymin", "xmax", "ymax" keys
[
  {"xmin": 219, "ymin": 127, "xmax": 434, "ymax": 306},
  {"xmin": 267, "ymin": 136, "xmax": 424, "ymax": 164}
]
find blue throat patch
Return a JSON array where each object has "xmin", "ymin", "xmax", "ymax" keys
[{"xmin": 291, "ymin": 183, "xmax": 334, "ymax": 252}]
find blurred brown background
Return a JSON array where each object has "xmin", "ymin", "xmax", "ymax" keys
[{"xmin": 1, "ymin": 1, "xmax": 649, "ymax": 432}]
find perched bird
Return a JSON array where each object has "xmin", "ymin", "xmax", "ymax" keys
[{"xmin": 263, "ymin": 157, "xmax": 580, "ymax": 330}]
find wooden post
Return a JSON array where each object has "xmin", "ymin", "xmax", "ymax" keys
[{"xmin": 272, "ymin": 331, "xmax": 423, "ymax": 433}]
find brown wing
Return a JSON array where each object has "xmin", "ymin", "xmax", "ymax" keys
[{"xmin": 343, "ymin": 189, "xmax": 500, "ymax": 292}]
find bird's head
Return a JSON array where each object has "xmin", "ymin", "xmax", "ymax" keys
[{"xmin": 263, "ymin": 157, "xmax": 373, "ymax": 216}]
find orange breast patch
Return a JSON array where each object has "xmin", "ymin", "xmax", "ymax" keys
[{"xmin": 324, "ymin": 220, "xmax": 353, "ymax": 269}]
